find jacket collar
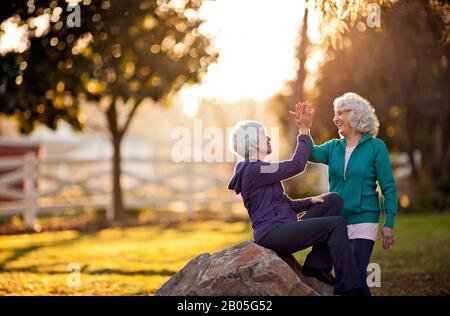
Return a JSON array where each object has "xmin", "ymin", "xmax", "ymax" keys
[{"xmin": 338, "ymin": 133, "xmax": 372, "ymax": 149}]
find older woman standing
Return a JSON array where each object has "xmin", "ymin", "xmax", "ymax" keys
[
  {"xmin": 228, "ymin": 103, "xmax": 363, "ymax": 296},
  {"xmin": 299, "ymin": 93, "xmax": 398, "ymax": 296}
]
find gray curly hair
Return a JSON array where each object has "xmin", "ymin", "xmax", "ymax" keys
[
  {"xmin": 333, "ymin": 92, "xmax": 380, "ymax": 137},
  {"xmin": 228, "ymin": 120, "xmax": 265, "ymax": 159}
]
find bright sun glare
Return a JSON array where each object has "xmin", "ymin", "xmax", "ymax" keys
[
  {"xmin": 179, "ymin": 0, "xmax": 311, "ymax": 117},
  {"xmin": 0, "ymin": 17, "xmax": 30, "ymax": 55}
]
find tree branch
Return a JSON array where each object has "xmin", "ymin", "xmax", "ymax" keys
[
  {"xmin": 119, "ymin": 97, "xmax": 144, "ymax": 139},
  {"xmin": 106, "ymin": 100, "xmax": 120, "ymax": 143}
]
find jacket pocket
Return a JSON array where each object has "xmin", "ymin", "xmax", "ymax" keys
[{"xmin": 360, "ymin": 193, "xmax": 381, "ymax": 211}]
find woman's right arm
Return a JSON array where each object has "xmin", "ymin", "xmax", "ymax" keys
[
  {"xmin": 308, "ymin": 135, "xmax": 333, "ymax": 165},
  {"xmin": 250, "ymin": 132, "xmax": 310, "ymax": 187}
]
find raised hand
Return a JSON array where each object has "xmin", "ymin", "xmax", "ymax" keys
[{"xmin": 289, "ymin": 101, "xmax": 315, "ymax": 131}]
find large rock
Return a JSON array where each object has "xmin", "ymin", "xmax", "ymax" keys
[{"xmin": 156, "ymin": 241, "xmax": 334, "ymax": 296}]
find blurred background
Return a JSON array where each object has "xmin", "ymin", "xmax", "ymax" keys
[{"xmin": 0, "ymin": 0, "xmax": 448, "ymax": 295}]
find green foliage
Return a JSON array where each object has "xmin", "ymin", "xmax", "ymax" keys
[
  {"xmin": 408, "ymin": 174, "xmax": 450, "ymax": 212},
  {"xmin": 0, "ymin": 0, "xmax": 217, "ymax": 133}
]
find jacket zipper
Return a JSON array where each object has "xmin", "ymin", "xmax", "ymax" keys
[{"xmin": 344, "ymin": 143, "xmax": 358, "ymax": 181}]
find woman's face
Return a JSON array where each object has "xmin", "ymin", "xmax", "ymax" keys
[
  {"xmin": 333, "ymin": 108, "xmax": 353, "ymax": 137},
  {"xmin": 257, "ymin": 131, "xmax": 272, "ymax": 156}
]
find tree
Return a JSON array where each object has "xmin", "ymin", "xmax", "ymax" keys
[
  {"xmin": 311, "ymin": 0, "xmax": 449, "ymax": 182},
  {"xmin": 275, "ymin": 0, "xmax": 397, "ymax": 149},
  {"xmin": 0, "ymin": 0, "xmax": 218, "ymax": 221}
]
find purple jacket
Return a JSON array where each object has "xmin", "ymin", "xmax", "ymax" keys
[{"xmin": 228, "ymin": 134, "xmax": 313, "ymax": 242}]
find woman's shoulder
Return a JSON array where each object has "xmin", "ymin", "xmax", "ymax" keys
[
  {"xmin": 326, "ymin": 137, "xmax": 341, "ymax": 143},
  {"xmin": 367, "ymin": 137, "xmax": 388, "ymax": 150},
  {"xmin": 316, "ymin": 137, "xmax": 341, "ymax": 147},
  {"xmin": 237, "ymin": 160, "xmax": 265, "ymax": 171},
  {"xmin": 364, "ymin": 137, "xmax": 391, "ymax": 159}
]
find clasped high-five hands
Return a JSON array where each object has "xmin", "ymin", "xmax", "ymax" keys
[
  {"xmin": 290, "ymin": 101, "xmax": 323, "ymax": 206},
  {"xmin": 289, "ymin": 101, "xmax": 315, "ymax": 133}
]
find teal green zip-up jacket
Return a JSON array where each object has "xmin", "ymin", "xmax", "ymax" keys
[{"xmin": 309, "ymin": 133, "xmax": 398, "ymax": 228}]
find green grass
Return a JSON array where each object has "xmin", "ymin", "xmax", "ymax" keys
[
  {"xmin": 0, "ymin": 214, "xmax": 449, "ymax": 295},
  {"xmin": 369, "ymin": 214, "xmax": 450, "ymax": 295}
]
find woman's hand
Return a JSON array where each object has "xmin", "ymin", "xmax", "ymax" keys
[
  {"xmin": 289, "ymin": 101, "xmax": 315, "ymax": 131},
  {"xmin": 379, "ymin": 227, "xmax": 394, "ymax": 249},
  {"xmin": 310, "ymin": 192, "xmax": 329, "ymax": 204}
]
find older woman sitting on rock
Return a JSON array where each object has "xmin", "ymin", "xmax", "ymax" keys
[{"xmin": 228, "ymin": 102, "xmax": 363, "ymax": 296}]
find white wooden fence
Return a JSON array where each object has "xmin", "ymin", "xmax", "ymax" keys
[{"xmin": 0, "ymin": 152, "xmax": 242, "ymax": 227}]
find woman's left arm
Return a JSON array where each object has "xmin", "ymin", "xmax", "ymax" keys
[
  {"xmin": 285, "ymin": 193, "xmax": 330, "ymax": 213},
  {"xmin": 375, "ymin": 141, "xmax": 398, "ymax": 229},
  {"xmin": 289, "ymin": 197, "xmax": 313, "ymax": 213}
]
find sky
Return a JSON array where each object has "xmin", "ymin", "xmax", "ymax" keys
[{"xmin": 178, "ymin": 0, "xmax": 307, "ymax": 116}]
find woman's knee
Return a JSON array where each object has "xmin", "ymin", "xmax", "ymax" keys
[
  {"xmin": 330, "ymin": 216, "xmax": 347, "ymax": 233},
  {"xmin": 333, "ymin": 216, "xmax": 346, "ymax": 225},
  {"xmin": 324, "ymin": 192, "xmax": 344, "ymax": 213}
]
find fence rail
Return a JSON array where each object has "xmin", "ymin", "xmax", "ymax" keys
[{"xmin": 0, "ymin": 152, "xmax": 242, "ymax": 227}]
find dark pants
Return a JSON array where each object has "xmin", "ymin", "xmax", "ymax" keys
[
  {"xmin": 258, "ymin": 193, "xmax": 362, "ymax": 294},
  {"xmin": 350, "ymin": 238, "xmax": 375, "ymax": 296}
]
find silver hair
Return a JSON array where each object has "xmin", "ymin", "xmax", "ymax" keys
[
  {"xmin": 333, "ymin": 92, "xmax": 380, "ymax": 137},
  {"xmin": 228, "ymin": 120, "xmax": 265, "ymax": 159}
]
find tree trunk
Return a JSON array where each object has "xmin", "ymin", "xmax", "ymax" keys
[
  {"xmin": 404, "ymin": 103, "xmax": 418, "ymax": 180},
  {"xmin": 403, "ymin": 71, "xmax": 419, "ymax": 180},
  {"xmin": 106, "ymin": 101, "xmax": 126, "ymax": 222},
  {"xmin": 111, "ymin": 133, "xmax": 126, "ymax": 221},
  {"xmin": 290, "ymin": 6, "xmax": 310, "ymax": 149},
  {"xmin": 295, "ymin": 7, "xmax": 309, "ymax": 109},
  {"xmin": 284, "ymin": 7, "xmax": 309, "ymax": 195},
  {"xmin": 440, "ymin": 92, "xmax": 450, "ymax": 180}
]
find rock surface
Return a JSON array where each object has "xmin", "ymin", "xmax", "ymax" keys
[{"xmin": 156, "ymin": 240, "xmax": 334, "ymax": 296}]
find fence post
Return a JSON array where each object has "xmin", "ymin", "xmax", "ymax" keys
[
  {"xmin": 106, "ymin": 159, "xmax": 114, "ymax": 221},
  {"xmin": 106, "ymin": 202, "xmax": 114, "ymax": 222},
  {"xmin": 23, "ymin": 152, "xmax": 37, "ymax": 228},
  {"xmin": 185, "ymin": 163, "xmax": 194, "ymax": 219}
]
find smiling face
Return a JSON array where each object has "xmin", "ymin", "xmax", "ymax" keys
[
  {"xmin": 333, "ymin": 108, "xmax": 354, "ymax": 137},
  {"xmin": 257, "ymin": 131, "xmax": 272, "ymax": 157}
]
